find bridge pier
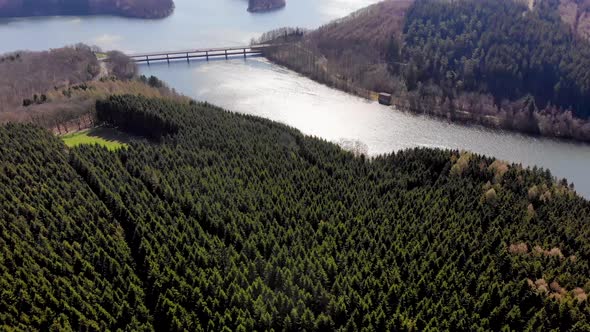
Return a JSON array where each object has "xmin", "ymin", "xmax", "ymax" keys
[
  {"xmin": 186, "ymin": 52, "xmax": 190, "ymax": 63},
  {"xmin": 145, "ymin": 55, "xmax": 149, "ymax": 65},
  {"xmin": 167, "ymin": 54, "xmax": 170, "ymax": 64},
  {"xmin": 243, "ymin": 48, "xmax": 246, "ymax": 58},
  {"xmin": 225, "ymin": 50, "xmax": 228, "ymax": 60},
  {"xmin": 206, "ymin": 51, "xmax": 209, "ymax": 61}
]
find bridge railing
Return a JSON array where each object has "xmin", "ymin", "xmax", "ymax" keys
[{"xmin": 107, "ymin": 44, "xmax": 276, "ymax": 63}]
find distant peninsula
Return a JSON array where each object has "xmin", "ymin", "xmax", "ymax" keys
[
  {"xmin": 0, "ymin": 0, "xmax": 174, "ymax": 19},
  {"xmin": 248, "ymin": 0, "xmax": 285, "ymax": 13}
]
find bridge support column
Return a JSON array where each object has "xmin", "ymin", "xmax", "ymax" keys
[
  {"xmin": 225, "ymin": 50, "xmax": 228, "ymax": 59},
  {"xmin": 186, "ymin": 52, "xmax": 190, "ymax": 62},
  {"xmin": 243, "ymin": 48, "xmax": 246, "ymax": 58},
  {"xmin": 167, "ymin": 54, "xmax": 170, "ymax": 64},
  {"xmin": 145, "ymin": 55, "xmax": 149, "ymax": 65},
  {"xmin": 206, "ymin": 51, "xmax": 209, "ymax": 61}
]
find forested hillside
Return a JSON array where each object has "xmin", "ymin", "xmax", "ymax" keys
[
  {"xmin": 556, "ymin": 0, "xmax": 590, "ymax": 40},
  {"xmin": 2, "ymin": 95, "xmax": 590, "ymax": 330},
  {"xmin": 0, "ymin": 124, "xmax": 152, "ymax": 330},
  {"xmin": 259, "ymin": 0, "xmax": 590, "ymax": 142},
  {"xmin": 255, "ymin": 0, "xmax": 413, "ymax": 95},
  {"xmin": 0, "ymin": 45, "xmax": 100, "ymax": 113},
  {"xmin": 402, "ymin": 0, "xmax": 590, "ymax": 130}
]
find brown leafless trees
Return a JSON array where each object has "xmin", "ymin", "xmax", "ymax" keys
[
  {"xmin": 0, "ymin": 44, "xmax": 99, "ymax": 113},
  {"xmin": 0, "ymin": 44, "xmax": 181, "ymax": 133},
  {"xmin": 105, "ymin": 51, "xmax": 138, "ymax": 80}
]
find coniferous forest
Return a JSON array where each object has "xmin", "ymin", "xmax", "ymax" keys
[
  {"xmin": 2, "ymin": 95, "xmax": 590, "ymax": 330},
  {"xmin": 401, "ymin": 0, "xmax": 590, "ymax": 118}
]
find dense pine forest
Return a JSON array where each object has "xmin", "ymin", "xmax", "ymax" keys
[
  {"xmin": 2, "ymin": 95, "xmax": 590, "ymax": 330},
  {"xmin": 401, "ymin": 0, "xmax": 590, "ymax": 119},
  {"xmin": 0, "ymin": 124, "xmax": 152, "ymax": 330},
  {"xmin": 258, "ymin": 0, "xmax": 590, "ymax": 142}
]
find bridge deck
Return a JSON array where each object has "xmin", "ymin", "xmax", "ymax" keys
[
  {"xmin": 133, "ymin": 50, "xmax": 263, "ymax": 63},
  {"xmin": 126, "ymin": 44, "xmax": 273, "ymax": 59},
  {"xmin": 98, "ymin": 44, "xmax": 279, "ymax": 63}
]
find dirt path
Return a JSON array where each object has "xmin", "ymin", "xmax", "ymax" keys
[{"xmin": 94, "ymin": 61, "xmax": 108, "ymax": 81}]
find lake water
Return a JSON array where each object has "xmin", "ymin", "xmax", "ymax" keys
[
  {"xmin": 1, "ymin": 0, "xmax": 590, "ymax": 197},
  {"xmin": 0, "ymin": 0, "xmax": 379, "ymax": 53}
]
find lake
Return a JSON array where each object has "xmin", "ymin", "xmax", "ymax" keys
[
  {"xmin": 0, "ymin": 0, "xmax": 379, "ymax": 53},
  {"xmin": 1, "ymin": 0, "xmax": 590, "ymax": 197}
]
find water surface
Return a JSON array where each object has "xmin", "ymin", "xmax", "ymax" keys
[{"xmin": 0, "ymin": 0, "xmax": 378, "ymax": 53}]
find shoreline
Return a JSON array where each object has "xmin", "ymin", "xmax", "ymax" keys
[{"xmin": 261, "ymin": 46, "xmax": 590, "ymax": 146}]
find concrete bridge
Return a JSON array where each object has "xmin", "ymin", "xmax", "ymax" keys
[{"xmin": 122, "ymin": 44, "xmax": 274, "ymax": 64}]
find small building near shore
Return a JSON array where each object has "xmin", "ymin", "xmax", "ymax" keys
[{"xmin": 378, "ymin": 92, "xmax": 392, "ymax": 106}]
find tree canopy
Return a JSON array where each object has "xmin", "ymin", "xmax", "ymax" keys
[
  {"xmin": 402, "ymin": 0, "xmax": 590, "ymax": 118},
  {"xmin": 1, "ymin": 95, "xmax": 590, "ymax": 330}
]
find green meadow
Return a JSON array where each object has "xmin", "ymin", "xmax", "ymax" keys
[{"xmin": 62, "ymin": 127, "xmax": 130, "ymax": 150}]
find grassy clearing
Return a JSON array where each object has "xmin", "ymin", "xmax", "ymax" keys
[{"xmin": 62, "ymin": 127, "xmax": 131, "ymax": 150}]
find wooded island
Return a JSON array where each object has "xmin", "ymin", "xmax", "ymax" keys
[
  {"xmin": 248, "ymin": 0, "xmax": 286, "ymax": 12},
  {"xmin": 0, "ymin": 0, "xmax": 174, "ymax": 19}
]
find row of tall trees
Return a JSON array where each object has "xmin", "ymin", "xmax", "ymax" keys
[{"xmin": 96, "ymin": 95, "xmax": 179, "ymax": 140}]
